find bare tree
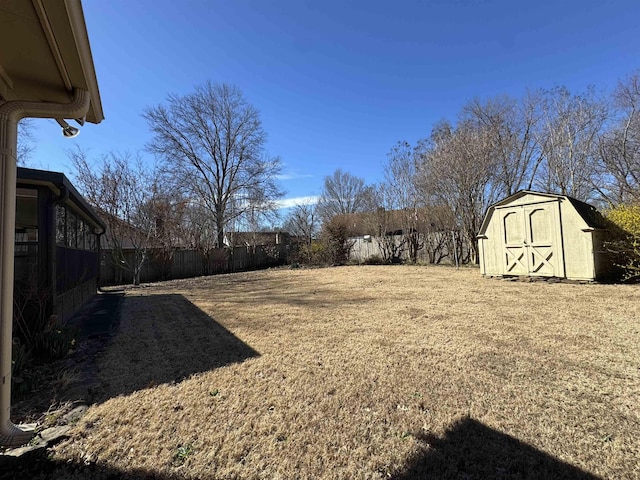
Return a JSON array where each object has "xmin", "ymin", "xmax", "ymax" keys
[
  {"xmin": 144, "ymin": 81, "xmax": 283, "ymax": 248},
  {"xmin": 70, "ymin": 148, "xmax": 156, "ymax": 285},
  {"xmin": 142, "ymin": 188, "xmax": 190, "ymax": 279},
  {"xmin": 416, "ymin": 120, "xmax": 498, "ymax": 264},
  {"xmin": 535, "ymin": 86, "xmax": 607, "ymax": 201},
  {"xmin": 17, "ymin": 119, "xmax": 35, "ymax": 166},
  {"xmin": 240, "ymin": 185, "xmax": 282, "ymax": 248},
  {"xmin": 463, "ymin": 92, "xmax": 543, "ymax": 196},
  {"xmin": 316, "ymin": 169, "xmax": 371, "ymax": 222},
  {"xmin": 361, "ymin": 186, "xmax": 407, "ymax": 263},
  {"xmin": 284, "ymin": 202, "xmax": 318, "ymax": 245},
  {"xmin": 422, "ymin": 213, "xmax": 454, "ymax": 264},
  {"xmin": 180, "ymin": 202, "xmax": 221, "ymax": 273},
  {"xmin": 283, "ymin": 202, "xmax": 318, "ymax": 264},
  {"xmin": 383, "ymin": 141, "xmax": 425, "ymax": 262},
  {"xmin": 597, "ymin": 71, "xmax": 640, "ymax": 204}
]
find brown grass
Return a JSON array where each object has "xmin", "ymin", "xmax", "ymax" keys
[{"xmin": 35, "ymin": 266, "xmax": 640, "ymax": 478}]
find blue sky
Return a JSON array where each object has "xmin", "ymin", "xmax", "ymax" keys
[{"xmin": 26, "ymin": 0, "xmax": 639, "ymax": 209}]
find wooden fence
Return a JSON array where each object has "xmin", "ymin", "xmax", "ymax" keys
[{"xmin": 100, "ymin": 244, "xmax": 289, "ymax": 286}]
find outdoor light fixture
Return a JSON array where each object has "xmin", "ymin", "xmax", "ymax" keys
[{"xmin": 55, "ymin": 118, "xmax": 80, "ymax": 138}]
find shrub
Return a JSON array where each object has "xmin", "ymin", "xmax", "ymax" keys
[
  {"xmin": 363, "ymin": 255, "xmax": 386, "ymax": 265},
  {"xmin": 321, "ymin": 217, "xmax": 353, "ymax": 265},
  {"xmin": 12, "ymin": 279, "xmax": 77, "ymax": 385},
  {"xmin": 11, "ymin": 338, "xmax": 31, "ymax": 382},
  {"xmin": 605, "ymin": 204, "xmax": 640, "ymax": 281},
  {"xmin": 33, "ymin": 325, "xmax": 76, "ymax": 361},
  {"xmin": 308, "ymin": 240, "xmax": 329, "ymax": 264}
]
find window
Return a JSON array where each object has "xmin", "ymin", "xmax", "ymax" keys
[
  {"xmin": 15, "ymin": 188, "xmax": 39, "ymax": 282},
  {"xmin": 66, "ymin": 211, "xmax": 77, "ymax": 248},
  {"xmin": 88, "ymin": 232, "xmax": 96, "ymax": 251},
  {"xmin": 56, "ymin": 205, "xmax": 66, "ymax": 245},
  {"xmin": 77, "ymin": 220, "xmax": 86, "ymax": 250}
]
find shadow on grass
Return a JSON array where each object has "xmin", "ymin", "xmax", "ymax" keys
[
  {"xmin": 4, "ymin": 294, "xmax": 259, "ymax": 478},
  {"xmin": 68, "ymin": 290, "xmax": 124, "ymax": 338},
  {"xmin": 1, "ymin": 416, "xmax": 602, "ymax": 480},
  {"xmin": 12, "ymin": 292, "xmax": 258, "ymax": 415},
  {"xmin": 392, "ymin": 417, "xmax": 600, "ymax": 479},
  {"xmin": 0, "ymin": 452, "xmax": 191, "ymax": 480},
  {"xmin": 93, "ymin": 293, "xmax": 260, "ymax": 402}
]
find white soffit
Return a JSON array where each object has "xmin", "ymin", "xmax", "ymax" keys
[{"xmin": 0, "ymin": 0, "xmax": 103, "ymax": 123}]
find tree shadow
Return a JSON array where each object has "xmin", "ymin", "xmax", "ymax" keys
[
  {"xmin": 392, "ymin": 417, "xmax": 600, "ymax": 479},
  {"xmin": 91, "ymin": 293, "xmax": 260, "ymax": 402}
]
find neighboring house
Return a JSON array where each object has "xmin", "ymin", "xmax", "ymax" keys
[
  {"xmin": 97, "ymin": 208, "xmax": 142, "ymax": 251},
  {"xmin": 223, "ymin": 231, "xmax": 292, "ymax": 249},
  {"xmin": 477, "ymin": 191, "xmax": 618, "ymax": 281},
  {"xmin": 15, "ymin": 167, "xmax": 105, "ymax": 323}
]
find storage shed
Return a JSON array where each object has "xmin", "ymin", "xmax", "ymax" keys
[{"xmin": 477, "ymin": 191, "xmax": 615, "ymax": 281}]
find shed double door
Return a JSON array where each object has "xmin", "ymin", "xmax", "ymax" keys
[{"xmin": 500, "ymin": 203, "xmax": 564, "ymax": 277}]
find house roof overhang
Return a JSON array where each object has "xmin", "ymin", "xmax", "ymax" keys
[{"xmin": 0, "ymin": 0, "xmax": 103, "ymax": 124}]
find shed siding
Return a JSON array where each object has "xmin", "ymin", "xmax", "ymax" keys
[
  {"xmin": 479, "ymin": 216, "xmax": 501, "ymax": 275},
  {"xmin": 558, "ymin": 202, "xmax": 594, "ymax": 280}
]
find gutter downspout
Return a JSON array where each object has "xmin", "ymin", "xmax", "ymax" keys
[{"xmin": 0, "ymin": 89, "xmax": 90, "ymax": 447}]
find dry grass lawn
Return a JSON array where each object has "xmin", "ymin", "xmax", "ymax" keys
[{"xmin": 26, "ymin": 266, "xmax": 640, "ymax": 478}]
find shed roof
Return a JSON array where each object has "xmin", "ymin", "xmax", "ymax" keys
[{"xmin": 478, "ymin": 190, "xmax": 608, "ymax": 237}]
